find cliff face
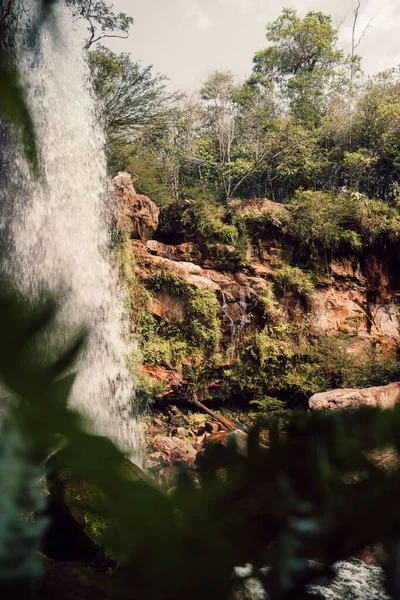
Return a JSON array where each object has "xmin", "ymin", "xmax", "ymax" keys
[{"xmin": 113, "ymin": 174, "xmax": 400, "ymax": 408}]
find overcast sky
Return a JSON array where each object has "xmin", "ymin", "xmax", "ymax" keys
[{"xmin": 108, "ymin": 0, "xmax": 400, "ymax": 91}]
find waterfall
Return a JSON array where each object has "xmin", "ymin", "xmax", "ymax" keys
[
  {"xmin": 221, "ymin": 290, "xmax": 236, "ymax": 343},
  {"xmin": 0, "ymin": 2, "xmax": 142, "ymax": 463},
  {"xmin": 238, "ymin": 287, "xmax": 249, "ymax": 344}
]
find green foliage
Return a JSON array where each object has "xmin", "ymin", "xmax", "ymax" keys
[
  {"xmin": 288, "ymin": 190, "xmax": 362, "ymax": 258},
  {"xmin": 87, "ymin": 9, "xmax": 400, "ymax": 206},
  {"xmin": 248, "ymin": 395, "xmax": 289, "ymax": 426},
  {"xmin": 273, "ymin": 265, "xmax": 315, "ymax": 307},
  {"xmin": 118, "ymin": 147, "xmax": 174, "ymax": 206},
  {"xmin": 251, "ymin": 285, "xmax": 280, "ymax": 324},
  {"xmin": 233, "ymin": 204, "xmax": 289, "ymax": 235},
  {"xmin": 88, "ymin": 46, "xmax": 174, "ymax": 148},
  {"xmin": 181, "ymin": 200, "xmax": 239, "ymax": 245},
  {"xmin": 283, "ymin": 337, "xmax": 400, "ymax": 399},
  {"xmin": 249, "ymin": 395, "xmax": 285, "ymax": 413},
  {"xmin": 287, "ymin": 189, "xmax": 400, "ymax": 261},
  {"xmin": 0, "ymin": 417, "xmax": 47, "ymax": 581},
  {"xmin": 253, "ymin": 8, "xmax": 345, "ymax": 125},
  {"xmin": 0, "ymin": 54, "xmax": 38, "ymax": 175},
  {"xmin": 149, "ymin": 270, "xmax": 221, "ymax": 355}
]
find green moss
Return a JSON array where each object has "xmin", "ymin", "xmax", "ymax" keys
[
  {"xmin": 252, "ymin": 285, "xmax": 281, "ymax": 324},
  {"xmin": 112, "ymin": 216, "xmax": 152, "ymax": 325},
  {"xmin": 148, "ymin": 270, "xmax": 221, "ymax": 355},
  {"xmin": 83, "ymin": 511, "xmax": 111, "ymax": 547}
]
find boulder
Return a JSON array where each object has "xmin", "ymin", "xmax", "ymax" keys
[
  {"xmin": 141, "ymin": 365, "xmax": 185, "ymax": 398},
  {"xmin": 152, "ymin": 435, "xmax": 197, "ymax": 467},
  {"xmin": 146, "ymin": 240, "xmax": 201, "ymax": 263},
  {"xmin": 113, "ymin": 172, "xmax": 159, "ymax": 243},
  {"xmin": 309, "ymin": 382, "xmax": 400, "ymax": 411}
]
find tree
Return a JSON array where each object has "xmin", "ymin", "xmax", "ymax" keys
[
  {"xmin": 253, "ymin": 9, "xmax": 345, "ymax": 125},
  {"xmin": 65, "ymin": 0, "xmax": 133, "ymax": 49},
  {"xmin": 88, "ymin": 46, "xmax": 175, "ymax": 148},
  {"xmin": 199, "ymin": 70, "xmax": 240, "ymax": 200}
]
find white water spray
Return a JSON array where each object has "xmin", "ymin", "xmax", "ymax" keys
[{"xmin": 0, "ymin": 2, "xmax": 142, "ymax": 463}]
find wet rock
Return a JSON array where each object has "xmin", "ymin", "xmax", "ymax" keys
[
  {"xmin": 152, "ymin": 435, "xmax": 197, "ymax": 467},
  {"xmin": 309, "ymin": 382, "xmax": 400, "ymax": 411},
  {"xmin": 145, "ymin": 451, "xmax": 166, "ymax": 471},
  {"xmin": 169, "ymin": 415, "xmax": 187, "ymax": 428},
  {"xmin": 152, "ymin": 291, "xmax": 186, "ymax": 324},
  {"xmin": 198, "ymin": 429, "xmax": 250, "ymax": 461},
  {"xmin": 146, "ymin": 240, "xmax": 201, "ymax": 263},
  {"xmin": 146, "ymin": 239, "xmax": 170, "ymax": 257},
  {"xmin": 330, "ymin": 257, "xmax": 364, "ymax": 281}
]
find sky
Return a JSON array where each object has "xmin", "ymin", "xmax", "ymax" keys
[{"xmin": 108, "ymin": 0, "xmax": 400, "ymax": 92}]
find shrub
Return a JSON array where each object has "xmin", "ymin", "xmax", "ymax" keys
[
  {"xmin": 358, "ymin": 196, "xmax": 400, "ymax": 246},
  {"xmin": 287, "ymin": 190, "xmax": 363, "ymax": 260},
  {"xmin": 233, "ymin": 205, "xmax": 289, "ymax": 236},
  {"xmin": 286, "ymin": 189, "xmax": 400, "ymax": 262},
  {"xmin": 181, "ymin": 200, "xmax": 239, "ymax": 245},
  {"xmin": 273, "ymin": 265, "xmax": 315, "ymax": 309},
  {"xmin": 252, "ymin": 285, "xmax": 281, "ymax": 324}
]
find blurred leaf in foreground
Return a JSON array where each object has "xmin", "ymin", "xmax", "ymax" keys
[{"xmin": 0, "ymin": 54, "xmax": 39, "ymax": 176}]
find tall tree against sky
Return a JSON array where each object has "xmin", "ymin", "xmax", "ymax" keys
[
  {"xmin": 252, "ymin": 9, "xmax": 346, "ymax": 125},
  {"xmin": 65, "ymin": 0, "xmax": 133, "ymax": 49},
  {"xmin": 200, "ymin": 70, "xmax": 239, "ymax": 200},
  {"xmin": 88, "ymin": 46, "xmax": 175, "ymax": 148}
]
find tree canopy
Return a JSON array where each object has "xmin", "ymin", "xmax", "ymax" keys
[{"xmin": 88, "ymin": 46, "xmax": 175, "ymax": 147}]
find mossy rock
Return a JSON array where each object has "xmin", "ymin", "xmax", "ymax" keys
[{"xmin": 43, "ymin": 449, "xmax": 148, "ymax": 564}]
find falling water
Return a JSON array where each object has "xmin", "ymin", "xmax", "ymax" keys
[
  {"xmin": 238, "ymin": 287, "xmax": 249, "ymax": 342},
  {"xmin": 0, "ymin": 2, "xmax": 142, "ymax": 463},
  {"xmin": 221, "ymin": 290, "xmax": 236, "ymax": 343}
]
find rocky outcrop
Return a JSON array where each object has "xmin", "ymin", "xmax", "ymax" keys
[
  {"xmin": 309, "ymin": 382, "xmax": 400, "ymax": 411},
  {"xmin": 113, "ymin": 172, "xmax": 159, "ymax": 242},
  {"xmin": 312, "ymin": 255, "xmax": 400, "ymax": 346},
  {"xmin": 114, "ymin": 188, "xmax": 400, "ymax": 404}
]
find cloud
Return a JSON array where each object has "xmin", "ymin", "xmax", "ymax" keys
[
  {"xmin": 182, "ymin": 0, "xmax": 215, "ymax": 30},
  {"xmin": 216, "ymin": 0, "xmax": 265, "ymax": 14}
]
